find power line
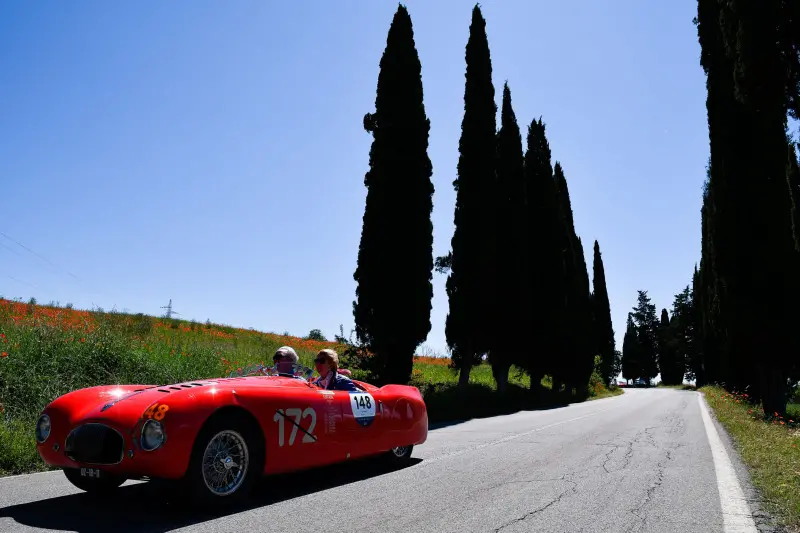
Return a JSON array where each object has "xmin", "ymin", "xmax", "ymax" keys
[{"xmin": 0, "ymin": 231, "xmax": 81, "ymax": 282}]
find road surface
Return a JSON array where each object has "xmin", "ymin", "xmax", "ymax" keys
[{"xmin": 0, "ymin": 388, "xmax": 781, "ymax": 532}]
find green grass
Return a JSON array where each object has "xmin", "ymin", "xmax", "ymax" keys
[
  {"xmin": 701, "ymin": 386, "xmax": 800, "ymax": 532},
  {"xmin": 0, "ymin": 298, "xmax": 622, "ymax": 476}
]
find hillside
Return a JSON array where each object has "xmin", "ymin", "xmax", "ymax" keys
[{"xmin": 0, "ymin": 297, "xmax": 618, "ymax": 476}]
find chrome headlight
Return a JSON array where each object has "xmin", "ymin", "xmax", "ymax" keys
[
  {"xmin": 35, "ymin": 414, "xmax": 51, "ymax": 443},
  {"xmin": 140, "ymin": 419, "xmax": 166, "ymax": 451}
]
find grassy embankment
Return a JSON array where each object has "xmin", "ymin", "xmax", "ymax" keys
[
  {"xmin": 699, "ymin": 385, "xmax": 800, "ymax": 532},
  {"xmin": 0, "ymin": 298, "xmax": 620, "ymax": 476}
]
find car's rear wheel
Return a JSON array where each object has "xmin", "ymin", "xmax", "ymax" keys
[
  {"xmin": 184, "ymin": 412, "xmax": 264, "ymax": 507},
  {"xmin": 63, "ymin": 468, "xmax": 126, "ymax": 494},
  {"xmin": 384, "ymin": 444, "xmax": 414, "ymax": 463}
]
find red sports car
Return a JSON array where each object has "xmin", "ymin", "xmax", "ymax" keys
[{"xmin": 34, "ymin": 363, "xmax": 428, "ymax": 505}]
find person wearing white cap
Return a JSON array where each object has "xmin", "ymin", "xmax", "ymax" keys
[{"xmin": 272, "ymin": 346, "xmax": 299, "ymax": 376}]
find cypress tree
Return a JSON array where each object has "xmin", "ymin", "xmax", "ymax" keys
[
  {"xmin": 658, "ymin": 307, "xmax": 683, "ymax": 386},
  {"xmin": 553, "ymin": 163, "xmax": 593, "ymax": 394},
  {"xmin": 690, "ymin": 264, "xmax": 707, "ymax": 387},
  {"xmin": 591, "ymin": 240, "xmax": 616, "ymax": 386},
  {"xmin": 524, "ymin": 117, "xmax": 563, "ymax": 397},
  {"xmin": 621, "ymin": 314, "xmax": 640, "ymax": 383},
  {"xmin": 670, "ymin": 286, "xmax": 695, "ymax": 385},
  {"xmin": 353, "ymin": 4, "xmax": 434, "ymax": 385},
  {"xmin": 490, "ymin": 82, "xmax": 528, "ymax": 392},
  {"xmin": 694, "ymin": 0, "xmax": 747, "ymax": 393},
  {"xmin": 444, "ymin": 4, "xmax": 498, "ymax": 387},
  {"xmin": 573, "ymin": 236, "xmax": 595, "ymax": 393},
  {"xmin": 631, "ymin": 290, "xmax": 659, "ymax": 382}
]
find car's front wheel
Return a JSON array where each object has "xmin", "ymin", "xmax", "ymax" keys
[
  {"xmin": 183, "ymin": 412, "xmax": 264, "ymax": 507},
  {"xmin": 63, "ymin": 468, "xmax": 126, "ymax": 494}
]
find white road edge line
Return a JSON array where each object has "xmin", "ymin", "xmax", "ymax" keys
[{"xmin": 697, "ymin": 393, "xmax": 758, "ymax": 533}]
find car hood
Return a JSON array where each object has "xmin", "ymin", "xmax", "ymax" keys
[{"xmin": 52, "ymin": 376, "xmax": 309, "ymax": 429}]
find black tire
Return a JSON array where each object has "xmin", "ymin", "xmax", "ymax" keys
[
  {"xmin": 384, "ymin": 444, "xmax": 414, "ymax": 464},
  {"xmin": 63, "ymin": 468, "xmax": 126, "ymax": 494},
  {"xmin": 183, "ymin": 411, "xmax": 264, "ymax": 507}
]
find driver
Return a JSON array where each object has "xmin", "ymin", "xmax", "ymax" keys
[{"xmin": 273, "ymin": 346, "xmax": 299, "ymax": 375}]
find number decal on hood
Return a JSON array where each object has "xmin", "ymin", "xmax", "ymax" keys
[{"xmin": 144, "ymin": 403, "xmax": 170, "ymax": 421}]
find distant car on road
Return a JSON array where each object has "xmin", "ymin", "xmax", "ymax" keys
[
  {"xmin": 33, "ymin": 362, "xmax": 428, "ymax": 507},
  {"xmin": 634, "ymin": 378, "xmax": 650, "ymax": 388}
]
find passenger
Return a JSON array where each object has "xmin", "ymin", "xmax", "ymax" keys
[
  {"xmin": 273, "ymin": 346, "xmax": 299, "ymax": 376},
  {"xmin": 313, "ymin": 349, "xmax": 358, "ymax": 391}
]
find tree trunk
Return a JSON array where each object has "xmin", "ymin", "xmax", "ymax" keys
[
  {"xmin": 491, "ymin": 358, "xmax": 511, "ymax": 393},
  {"xmin": 552, "ymin": 378, "xmax": 564, "ymax": 403},
  {"xmin": 529, "ymin": 371, "xmax": 544, "ymax": 403},
  {"xmin": 759, "ymin": 364, "xmax": 787, "ymax": 418},
  {"xmin": 458, "ymin": 361, "xmax": 472, "ymax": 388}
]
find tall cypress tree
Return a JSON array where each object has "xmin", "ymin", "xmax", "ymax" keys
[
  {"xmin": 353, "ymin": 4, "xmax": 434, "ymax": 385},
  {"xmin": 573, "ymin": 236, "xmax": 595, "ymax": 393},
  {"xmin": 621, "ymin": 314, "xmax": 640, "ymax": 383},
  {"xmin": 694, "ymin": 0, "xmax": 746, "ymax": 393},
  {"xmin": 553, "ymin": 163, "xmax": 593, "ymax": 393},
  {"xmin": 524, "ymin": 117, "xmax": 563, "ymax": 397},
  {"xmin": 591, "ymin": 240, "xmax": 616, "ymax": 386},
  {"xmin": 631, "ymin": 290, "xmax": 659, "ymax": 382},
  {"xmin": 658, "ymin": 307, "xmax": 684, "ymax": 385},
  {"xmin": 491, "ymin": 82, "xmax": 528, "ymax": 392},
  {"xmin": 669, "ymin": 286, "xmax": 695, "ymax": 385},
  {"xmin": 444, "ymin": 4, "xmax": 497, "ymax": 387}
]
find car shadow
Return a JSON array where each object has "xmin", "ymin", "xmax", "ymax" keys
[{"xmin": 0, "ymin": 456, "xmax": 423, "ymax": 533}]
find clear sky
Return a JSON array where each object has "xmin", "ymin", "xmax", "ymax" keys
[{"xmin": 1, "ymin": 1, "xmax": 710, "ymax": 361}]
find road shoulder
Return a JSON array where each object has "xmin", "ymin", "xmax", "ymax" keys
[{"xmin": 699, "ymin": 391, "xmax": 788, "ymax": 533}]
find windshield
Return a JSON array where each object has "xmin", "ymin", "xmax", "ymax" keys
[{"xmin": 226, "ymin": 362, "xmax": 315, "ymax": 381}]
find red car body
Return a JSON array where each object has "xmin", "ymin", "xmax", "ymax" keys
[{"xmin": 35, "ymin": 370, "xmax": 428, "ymax": 504}]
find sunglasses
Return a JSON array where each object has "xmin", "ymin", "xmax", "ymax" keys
[{"xmin": 314, "ymin": 358, "xmax": 327, "ymax": 364}]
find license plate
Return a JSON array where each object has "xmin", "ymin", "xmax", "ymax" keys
[{"xmin": 80, "ymin": 467, "xmax": 101, "ymax": 478}]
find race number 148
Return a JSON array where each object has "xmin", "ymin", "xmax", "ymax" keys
[{"xmin": 350, "ymin": 393, "xmax": 375, "ymax": 418}]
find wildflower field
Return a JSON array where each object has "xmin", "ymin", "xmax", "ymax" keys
[
  {"xmin": 0, "ymin": 298, "xmax": 618, "ymax": 476},
  {"xmin": 700, "ymin": 385, "xmax": 800, "ymax": 531}
]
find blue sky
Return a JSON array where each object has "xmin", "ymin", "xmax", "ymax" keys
[{"xmin": 1, "ymin": 1, "xmax": 710, "ymax": 361}]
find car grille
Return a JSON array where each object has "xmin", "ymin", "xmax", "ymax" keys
[{"xmin": 65, "ymin": 423, "xmax": 124, "ymax": 465}]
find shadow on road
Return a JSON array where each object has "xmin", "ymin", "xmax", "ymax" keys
[{"xmin": 0, "ymin": 456, "xmax": 422, "ymax": 533}]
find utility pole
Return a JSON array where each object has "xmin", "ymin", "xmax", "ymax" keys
[{"xmin": 161, "ymin": 299, "xmax": 180, "ymax": 319}]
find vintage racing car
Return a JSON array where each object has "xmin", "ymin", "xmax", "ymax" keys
[{"xmin": 34, "ymin": 362, "xmax": 428, "ymax": 505}]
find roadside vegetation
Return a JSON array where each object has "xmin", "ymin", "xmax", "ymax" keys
[
  {"xmin": 701, "ymin": 386, "xmax": 800, "ymax": 532},
  {"xmin": 0, "ymin": 298, "xmax": 620, "ymax": 476}
]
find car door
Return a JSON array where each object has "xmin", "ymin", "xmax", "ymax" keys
[
  {"xmin": 338, "ymin": 385, "xmax": 386, "ymax": 460},
  {"xmin": 266, "ymin": 385, "xmax": 345, "ymax": 473}
]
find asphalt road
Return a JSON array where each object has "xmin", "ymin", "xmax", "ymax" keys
[{"xmin": 0, "ymin": 388, "xmax": 780, "ymax": 533}]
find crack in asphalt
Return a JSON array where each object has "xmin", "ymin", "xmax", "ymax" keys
[
  {"xmin": 626, "ymin": 447, "xmax": 676, "ymax": 533},
  {"xmin": 492, "ymin": 474, "xmax": 579, "ymax": 533},
  {"xmin": 482, "ymin": 476, "xmax": 569, "ymax": 492},
  {"xmin": 596, "ymin": 426, "xmax": 657, "ymax": 474}
]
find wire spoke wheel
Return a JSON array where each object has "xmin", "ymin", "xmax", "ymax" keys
[
  {"xmin": 391, "ymin": 446, "xmax": 408, "ymax": 458},
  {"xmin": 201, "ymin": 430, "xmax": 249, "ymax": 496}
]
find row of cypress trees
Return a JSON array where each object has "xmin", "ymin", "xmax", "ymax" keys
[
  {"xmin": 690, "ymin": 0, "xmax": 800, "ymax": 417},
  {"xmin": 352, "ymin": 4, "xmax": 618, "ymax": 396}
]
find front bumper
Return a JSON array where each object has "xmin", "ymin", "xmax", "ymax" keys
[{"xmin": 37, "ymin": 417, "xmax": 193, "ymax": 480}]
